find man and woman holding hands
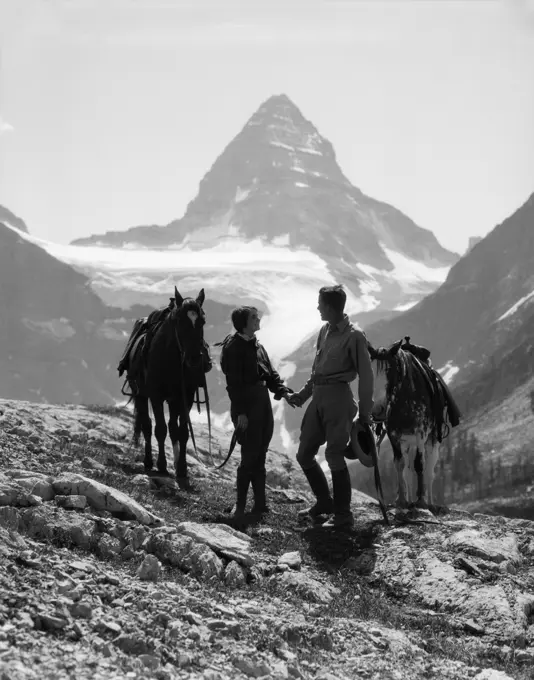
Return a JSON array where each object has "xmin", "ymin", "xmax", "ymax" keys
[{"xmin": 219, "ymin": 285, "xmax": 375, "ymax": 530}]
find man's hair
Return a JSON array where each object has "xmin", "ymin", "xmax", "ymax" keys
[
  {"xmin": 231, "ymin": 306, "xmax": 258, "ymax": 333},
  {"xmin": 319, "ymin": 285, "xmax": 346, "ymax": 313}
]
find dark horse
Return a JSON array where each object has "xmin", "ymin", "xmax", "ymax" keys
[
  {"xmin": 126, "ymin": 287, "xmax": 210, "ymax": 487},
  {"xmin": 368, "ymin": 337, "xmax": 461, "ymax": 508}
]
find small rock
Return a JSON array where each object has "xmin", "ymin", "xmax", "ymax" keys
[
  {"xmin": 120, "ymin": 545, "xmax": 136, "ymax": 561},
  {"xmin": 139, "ymin": 654, "xmax": 160, "ymax": 670},
  {"xmin": 278, "ymin": 551, "xmax": 301, "ymax": 570},
  {"xmin": 38, "ymin": 614, "xmax": 67, "ymax": 631},
  {"xmin": 56, "ymin": 494, "xmax": 87, "ymax": 510},
  {"xmin": 515, "ymin": 648, "xmax": 534, "ymax": 663},
  {"xmin": 464, "ymin": 619, "xmax": 485, "ymax": 635},
  {"xmin": 224, "ymin": 561, "xmax": 247, "ymax": 587},
  {"xmin": 310, "ymin": 630, "xmax": 334, "ymax": 651},
  {"xmin": 473, "ymin": 670, "xmax": 515, "ymax": 680},
  {"xmin": 70, "ymin": 601, "xmax": 93, "ymax": 619},
  {"xmin": 233, "ymin": 657, "xmax": 272, "ymax": 678},
  {"xmin": 205, "ymin": 618, "xmax": 241, "ymax": 635},
  {"xmin": 454, "ymin": 556, "xmax": 485, "ymax": 578},
  {"xmin": 114, "ymin": 634, "xmax": 149, "ymax": 655},
  {"xmin": 137, "ymin": 554, "xmax": 162, "ymax": 582},
  {"xmin": 387, "ymin": 528, "xmax": 413, "ymax": 539},
  {"xmin": 183, "ymin": 611, "xmax": 203, "ymax": 626},
  {"xmin": 95, "ymin": 619, "xmax": 122, "ymax": 635}
]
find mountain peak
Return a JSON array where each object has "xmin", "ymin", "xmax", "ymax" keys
[
  {"xmin": 0, "ymin": 204, "xmax": 29, "ymax": 234},
  {"xmin": 71, "ymin": 93, "xmax": 458, "ymax": 271}
]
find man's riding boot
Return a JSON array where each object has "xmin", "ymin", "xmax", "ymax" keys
[
  {"xmin": 233, "ymin": 467, "xmax": 250, "ymax": 522},
  {"xmin": 323, "ymin": 467, "xmax": 354, "ymax": 529},
  {"xmin": 251, "ymin": 467, "xmax": 270, "ymax": 515},
  {"xmin": 297, "ymin": 462, "xmax": 333, "ymax": 520}
]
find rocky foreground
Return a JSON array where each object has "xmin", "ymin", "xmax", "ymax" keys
[{"xmin": 0, "ymin": 398, "xmax": 533, "ymax": 680}]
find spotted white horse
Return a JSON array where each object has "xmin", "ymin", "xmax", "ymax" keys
[{"xmin": 368, "ymin": 337, "xmax": 460, "ymax": 508}]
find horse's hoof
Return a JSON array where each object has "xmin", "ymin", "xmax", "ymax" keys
[
  {"xmin": 176, "ymin": 476, "xmax": 193, "ymax": 491},
  {"xmin": 157, "ymin": 466, "xmax": 169, "ymax": 476}
]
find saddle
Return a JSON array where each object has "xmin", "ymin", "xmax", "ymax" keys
[
  {"xmin": 401, "ymin": 336, "xmax": 461, "ymax": 440},
  {"xmin": 117, "ymin": 299, "xmax": 176, "ymax": 384},
  {"xmin": 118, "ymin": 299, "xmax": 213, "ymax": 396}
]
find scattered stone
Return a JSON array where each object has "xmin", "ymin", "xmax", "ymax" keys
[
  {"xmin": 446, "ymin": 529, "xmax": 521, "ymax": 566},
  {"xmin": 55, "ymin": 494, "xmax": 87, "ymax": 510},
  {"xmin": 278, "ymin": 571, "xmax": 340, "ymax": 604},
  {"xmin": 224, "ymin": 560, "xmax": 247, "ymax": 587},
  {"xmin": 136, "ymin": 554, "xmax": 162, "ymax": 582},
  {"xmin": 278, "ymin": 551, "xmax": 301, "ymax": 570},
  {"xmin": 454, "ymin": 556, "xmax": 485, "ymax": 578},
  {"xmin": 70, "ymin": 601, "xmax": 93, "ymax": 619},
  {"xmin": 175, "ymin": 521, "xmax": 253, "ymax": 566},
  {"xmin": 473, "ymin": 670, "xmax": 514, "ymax": 680},
  {"xmin": 52, "ymin": 472, "xmax": 164, "ymax": 525}
]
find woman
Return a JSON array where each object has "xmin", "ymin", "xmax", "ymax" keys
[{"xmin": 217, "ymin": 306, "xmax": 294, "ymax": 523}]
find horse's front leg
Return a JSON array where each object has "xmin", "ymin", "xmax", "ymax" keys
[
  {"xmin": 421, "ymin": 436, "xmax": 439, "ymax": 508},
  {"xmin": 150, "ymin": 397, "xmax": 169, "ymax": 474},
  {"xmin": 168, "ymin": 395, "xmax": 193, "ymax": 488},
  {"xmin": 134, "ymin": 395, "xmax": 153, "ymax": 472},
  {"xmin": 391, "ymin": 437, "xmax": 409, "ymax": 509}
]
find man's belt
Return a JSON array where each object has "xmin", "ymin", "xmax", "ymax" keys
[{"xmin": 313, "ymin": 377, "xmax": 349, "ymax": 386}]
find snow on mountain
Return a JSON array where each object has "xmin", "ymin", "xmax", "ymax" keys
[
  {"xmin": 1, "ymin": 94, "xmax": 462, "ymax": 450},
  {"xmin": 66, "ymin": 93, "xmax": 456, "ymax": 360}
]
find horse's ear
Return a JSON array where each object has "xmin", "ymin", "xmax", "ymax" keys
[
  {"xmin": 174, "ymin": 286, "xmax": 184, "ymax": 307},
  {"xmin": 196, "ymin": 288, "xmax": 205, "ymax": 307},
  {"xmin": 390, "ymin": 339, "xmax": 403, "ymax": 356},
  {"xmin": 367, "ymin": 342, "xmax": 378, "ymax": 360}
]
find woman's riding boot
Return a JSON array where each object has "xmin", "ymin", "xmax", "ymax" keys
[
  {"xmin": 297, "ymin": 461, "xmax": 333, "ymax": 520},
  {"xmin": 251, "ymin": 467, "xmax": 269, "ymax": 515},
  {"xmin": 233, "ymin": 467, "xmax": 250, "ymax": 523}
]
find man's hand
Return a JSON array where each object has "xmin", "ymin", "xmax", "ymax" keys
[
  {"xmin": 286, "ymin": 393, "xmax": 304, "ymax": 408},
  {"xmin": 283, "ymin": 393, "xmax": 296, "ymax": 409},
  {"xmin": 236, "ymin": 414, "xmax": 248, "ymax": 431}
]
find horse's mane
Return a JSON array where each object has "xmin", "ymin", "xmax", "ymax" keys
[{"xmin": 370, "ymin": 342, "xmax": 413, "ymax": 382}]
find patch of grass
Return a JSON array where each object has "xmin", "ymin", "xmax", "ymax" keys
[{"xmin": 83, "ymin": 403, "xmax": 131, "ymax": 418}]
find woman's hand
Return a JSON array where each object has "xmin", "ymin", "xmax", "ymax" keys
[{"xmin": 236, "ymin": 414, "xmax": 248, "ymax": 431}]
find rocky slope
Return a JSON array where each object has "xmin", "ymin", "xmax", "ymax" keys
[
  {"xmin": 364, "ymin": 192, "xmax": 534, "ymax": 389},
  {"xmin": 0, "ymin": 220, "xmax": 127, "ymax": 405},
  {"xmin": 0, "ymin": 397, "xmax": 533, "ymax": 679}
]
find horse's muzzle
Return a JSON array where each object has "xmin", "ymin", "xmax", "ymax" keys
[{"xmin": 185, "ymin": 353, "xmax": 203, "ymax": 373}]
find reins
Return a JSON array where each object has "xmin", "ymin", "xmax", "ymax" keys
[{"xmin": 173, "ymin": 325, "xmax": 216, "ymax": 469}]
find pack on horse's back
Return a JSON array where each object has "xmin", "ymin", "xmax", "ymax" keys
[{"xmin": 401, "ymin": 336, "xmax": 462, "ymax": 437}]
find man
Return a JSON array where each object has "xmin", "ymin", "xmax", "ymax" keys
[
  {"xmin": 288, "ymin": 285, "xmax": 375, "ymax": 529},
  {"xmin": 218, "ymin": 306, "xmax": 295, "ymax": 523}
]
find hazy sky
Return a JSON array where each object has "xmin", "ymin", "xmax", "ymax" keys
[{"xmin": 0, "ymin": 0, "xmax": 533, "ymax": 254}]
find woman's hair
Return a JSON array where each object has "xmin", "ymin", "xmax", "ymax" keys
[
  {"xmin": 319, "ymin": 285, "xmax": 346, "ymax": 313},
  {"xmin": 231, "ymin": 306, "xmax": 258, "ymax": 333}
]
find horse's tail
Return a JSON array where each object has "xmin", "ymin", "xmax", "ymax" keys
[{"xmin": 133, "ymin": 394, "xmax": 148, "ymax": 447}]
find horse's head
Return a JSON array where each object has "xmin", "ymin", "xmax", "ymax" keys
[
  {"xmin": 368, "ymin": 338, "xmax": 410, "ymax": 395},
  {"xmin": 169, "ymin": 286, "xmax": 206, "ymax": 375}
]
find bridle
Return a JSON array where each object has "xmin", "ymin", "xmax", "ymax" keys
[{"xmin": 172, "ymin": 314, "xmax": 216, "ymax": 468}]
